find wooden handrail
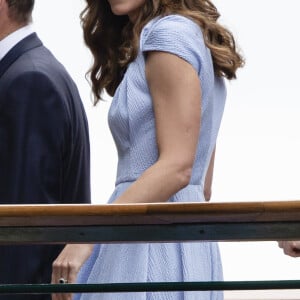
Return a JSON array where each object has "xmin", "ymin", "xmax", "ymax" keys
[
  {"xmin": 0, "ymin": 200, "xmax": 300, "ymax": 227},
  {"xmin": 0, "ymin": 201, "xmax": 300, "ymax": 244}
]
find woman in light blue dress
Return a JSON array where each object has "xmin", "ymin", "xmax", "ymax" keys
[{"xmin": 51, "ymin": 1, "xmax": 244, "ymax": 299}]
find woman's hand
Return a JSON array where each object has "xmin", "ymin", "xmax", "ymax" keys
[
  {"xmin": 51, "ymin": 244, "xmax": 94, "ymax": 300},
  {"xmin": 278, "ymin": 241, "xmax": 300, "ymax": 257}
]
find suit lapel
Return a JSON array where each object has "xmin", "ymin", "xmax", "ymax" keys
[{"xmin": 0, "ymin": 33, "xmax": 43, "ymax": 79}]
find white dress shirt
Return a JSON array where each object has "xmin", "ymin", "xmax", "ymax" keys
[{"xmin": 0, "ymin": 24, "xmax": 34, "ymax": 61}]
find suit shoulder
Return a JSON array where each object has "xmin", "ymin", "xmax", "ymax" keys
[
  {"xmin": 3, "ymin": 70, "xmax": 69, "ymax": 121},
  {"xmin": 5, "ymin": 45, "xmax": 74, "ymax": 88}
]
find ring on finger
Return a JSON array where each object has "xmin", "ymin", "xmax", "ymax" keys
[{"xmin": 58, "ymin": 277, "xmax": 68, "ymax": 284}]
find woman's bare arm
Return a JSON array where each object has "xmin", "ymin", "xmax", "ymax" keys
[{"xmin": 114, "ymin": 51, "xmax": 201, "ymax": 204}]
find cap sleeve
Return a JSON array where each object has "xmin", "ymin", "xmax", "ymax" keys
[{"xmin": 140, "ymin": 15, "xmax": 207, "ymax": 74}]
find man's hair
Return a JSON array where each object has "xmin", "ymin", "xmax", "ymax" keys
[{"xmin": 6, "ymin": 0, "xmax": 34, "ymax": 24}]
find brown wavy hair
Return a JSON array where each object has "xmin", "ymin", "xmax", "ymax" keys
[{"xmin": 80, "ymin": 0, "xmax": 244, "ymax": 104}]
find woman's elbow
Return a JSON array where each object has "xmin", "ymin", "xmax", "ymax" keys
[
  {"xmin": 175, "ymin": 165, "xmax": 193, "ymax": 189},
  {"xmin": 158, "ymin": 158, "xmax": 193, "ymax": 190}
]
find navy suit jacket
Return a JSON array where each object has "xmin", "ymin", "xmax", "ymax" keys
[{"xmin": 0, "ymin": 33, "xmax": 91, "ymax": 299}]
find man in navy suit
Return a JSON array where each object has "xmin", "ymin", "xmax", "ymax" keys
[{"xmin": 0, "ymin": 0, "xmax": 91, "ymax": 298}]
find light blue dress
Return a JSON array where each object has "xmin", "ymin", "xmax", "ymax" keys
[{"xmin": 75, "ymin": 15, "xmax": 226, "ymax": 300}]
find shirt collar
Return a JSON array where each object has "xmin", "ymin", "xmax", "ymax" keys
[{"xmin": 0, "ymin": 24, "xmax": 34, "ymax": 61}]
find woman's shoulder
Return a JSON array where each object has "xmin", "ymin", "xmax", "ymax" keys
[
  {"xmin": 140, "ymin": 14, "xmax": 204, "ymax": 50},
  {"xmin": 140, "ymin": 14, "xmax": 208, "ymax": 74},
  {"xmin": 144, "ymin": 14, "xmax": 200, "ymax": 30}
]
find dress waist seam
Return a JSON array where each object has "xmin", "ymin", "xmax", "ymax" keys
[{"xmin": 115, "ymin": 180, "xmax": 202, "ymax": 187}]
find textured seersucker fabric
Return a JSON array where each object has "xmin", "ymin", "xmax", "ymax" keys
[{"xmin": 75, "ymin": 15, "xmax": 226, "ymax": 300}]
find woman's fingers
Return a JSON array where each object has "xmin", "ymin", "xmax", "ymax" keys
[
  {"xmin": 51, "ymin": 248, "xmax": 73, "ymax": 300},
  {"xmin": 51, "ymin": 244, "xmax": 95, "ymax": 300},
  {"xmin": 278, "ymin": 241, "xmax": 300, "ymax": 257}
]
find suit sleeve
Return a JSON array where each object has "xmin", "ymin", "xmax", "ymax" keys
[{"xmin": 0, "ymin": 71, "xmax": 69, "ymax": 204}]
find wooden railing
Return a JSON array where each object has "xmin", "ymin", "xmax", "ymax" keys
[{"xmin": 0, "ymin": 200, "xmax": 300, "ymax": 295}]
